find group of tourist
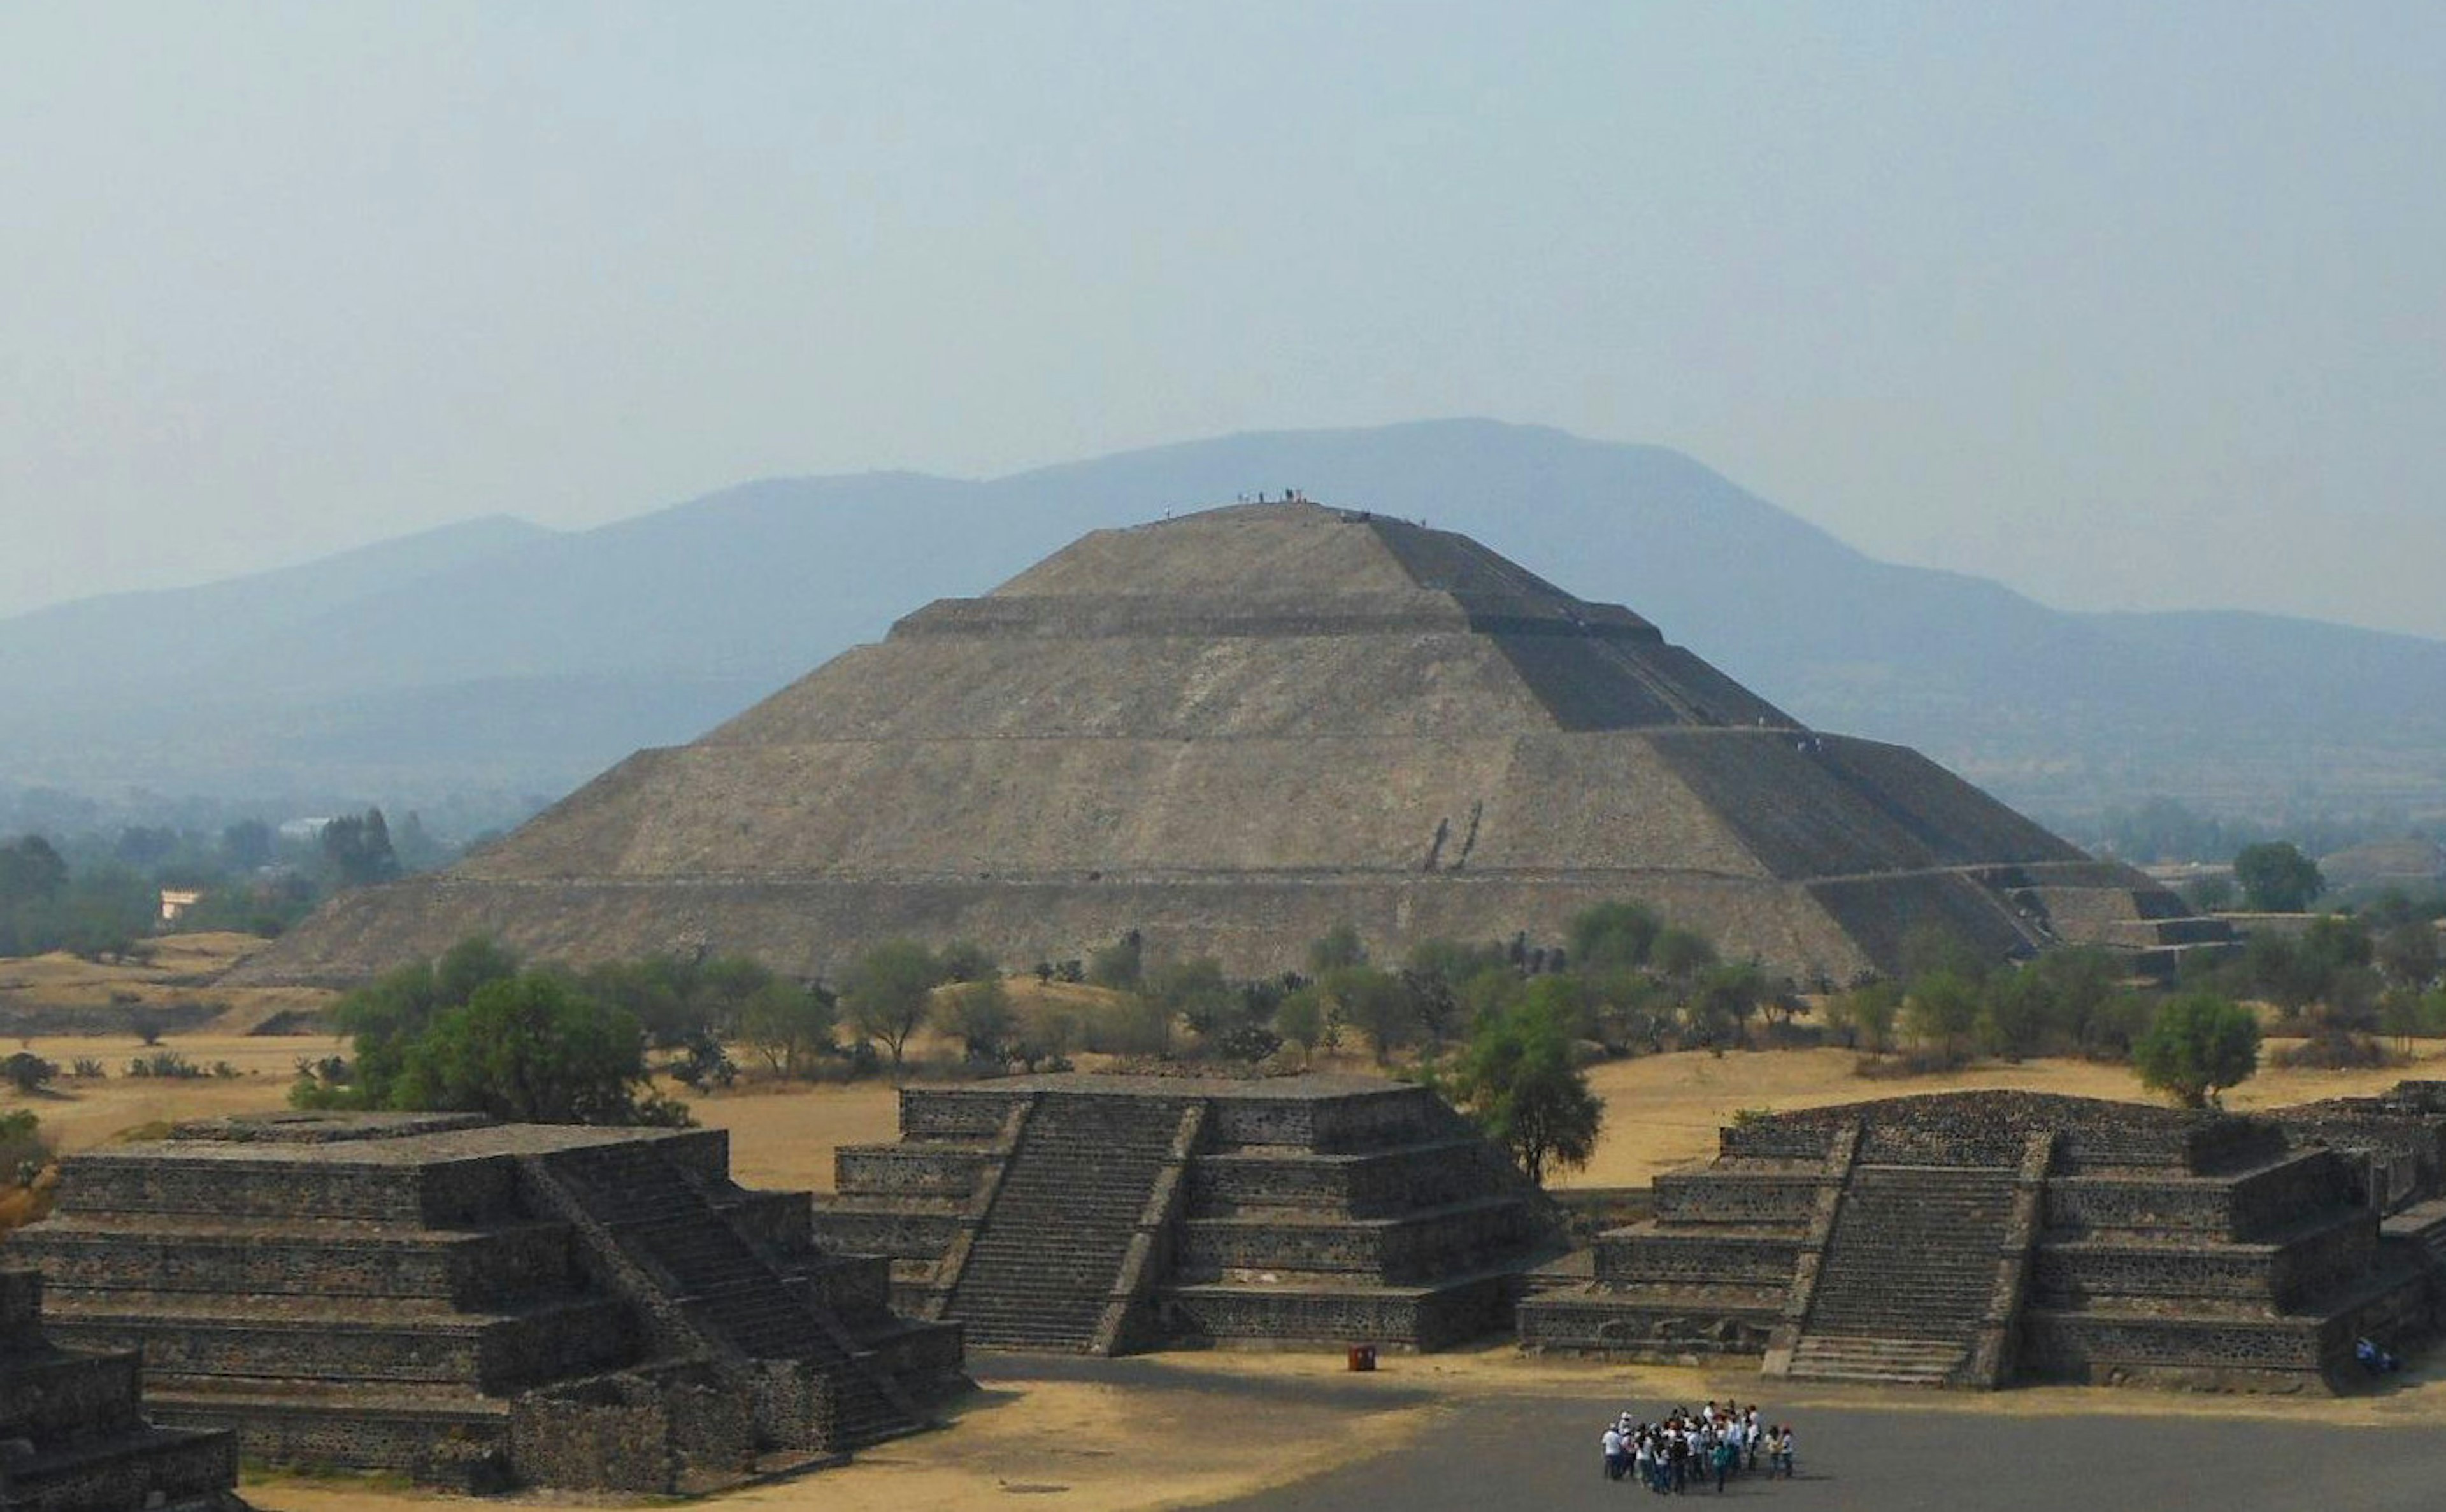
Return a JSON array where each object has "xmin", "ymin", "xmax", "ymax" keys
[{"xmin": 1599, "ymin": 1402, "xmax": 1794, "ymax": 1493}]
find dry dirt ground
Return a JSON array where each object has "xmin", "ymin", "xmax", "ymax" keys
[{"xmin": 0, "ymin": 932, "xmax": 331, "ymax": 1027}]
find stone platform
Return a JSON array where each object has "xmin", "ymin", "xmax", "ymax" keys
[
  {"xmin": 15, "ymin": 1113, "xmax": 963, "ymax": 1491},
  {"xmin": 1519, "ymin": 1090, "xmax": 2443, "ymax": 1392},
  {"xmin": 0, "ymin": 1267, "xmax": 241, "ymax": 1512},
  {"xmin": 813, "ymin": 1074, "xmax": 1562, "ymax": 1353}
]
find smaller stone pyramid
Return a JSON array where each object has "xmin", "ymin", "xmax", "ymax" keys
[{"xmin": 0, "ymin": 1266, "xmax": 243, "ymax": 1512}]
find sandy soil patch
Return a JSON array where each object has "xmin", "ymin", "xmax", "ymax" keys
[
  {"xmin": 0, "ymin": 933, "xmax": 334, "ymax": 1027},
  {"xmin": 245, "ymin": 1360, "xmax": 1440, "ymax": 1512},
  {"xmin": 0, "ymin": 1031, "xmax": 336, "ymax": 1153},
  {"xmin": 685, "ymin": 1081, "xmax": 901, "ymax": 1194}
]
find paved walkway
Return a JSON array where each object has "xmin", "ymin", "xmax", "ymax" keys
[{"xmin": 1203, "ymin": 1392, "xmax": 2446, "ymax": 1511}]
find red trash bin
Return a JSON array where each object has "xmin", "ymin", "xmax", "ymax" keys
[{"xmin": 1347, "ymin": 1344, "xmax": 1377, "ymax": 1372}]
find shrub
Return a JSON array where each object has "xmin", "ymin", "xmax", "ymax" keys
[
  {"xmin": 2270, "ymin": 1031, "xmax": 2398, "ymax": 1071},
  {"xmin": 0, "ymin": 1111, "xmax": 46, "ymax": 1185},
  {"xmin": 945, "ymin": 979, "xmax": 1017, "ymax": 1065},
  {"xmin": 0, "ymin": 1053, "xmax": 56, "ymax": 1094},
  {"xmin": 1081, "ymin": 994, "xmax": 1171, "ymax": 1057},
  {"xmin": 2135, "ymin": 992, "xmax": 2262, "ymax": 1108},
  {"xmin": 1087, "ymin": 932, "xmax": 1146, "ymax": 992}
]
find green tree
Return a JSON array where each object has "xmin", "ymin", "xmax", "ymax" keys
[
  {"xmin": 2025, "ymin": 947, "xmax": 2123, "ymax": 1055},
  {"xmin": 306, "ymin": 955, "xmax": 453, "ymax": 1109},
  {"xmin": 738, "ymin": 979, "xmax": 838, "ymax": 1077},
  {"xmin": 1446, "ymin": 999, "xmax": 1603, "ymax": 1187},
  {"xmin": 1821, "ymin": 980, "xmax": 1900, "ymax": 1053},
  {"xmin": 2378, "ymin": 922, "xmax": 2441, "ymax": 988},
  {"xmin": 1568, "ymin": 901, "xmax": 1662, "ymax": 974},
  {"xmin": 0, "ymin": 836, "xmax": 68, "ymax": 907},
  {"xmin": 1401, "ymin": 938, "xmax": 1505, "ymax": 1045},
  {"xmin": 938, "ymin": 941, "xmax": 998, "ymax": 983},
  {"xmin": 1977, "ymin": 967, "xmax": 2054, "ymax": 1060},
  {"xmin": 1648, "ymin": 927, "xmax": 1718, "ymax": 983},
  {"xmin": 1273, "ymin": 985, "xmax": 1327, "ymax": 1054},
  {"xmin": 2233, "ymin": 841, "xmax": 2322, "ymax": 913},
  {"xmin": 2380, "ymin": 988, "xmax": 2429, "ymax": 1053},
  {"xmin": 2133, "ymin": 992, "xmax": 2261, "ymax": 1108},
  {"xmin": 1903, "ymin": 971, "xmax": 1981, "ymax": 1060},
  {"xmin": 1326, "ymin": 966, "xmax": 1416, "ymax": 1062},
  {"xmin": 320, "ymin": 809, "xmax": 401, "ymax": 888},
  {"xmin": 392, "ymin": 973, "xmax": 681, "ymax": 1125},
  {"xmin": 944, "ymin": 978, "xmax": 1015, "ymax": 1064},
  {"xmin": 1087, "ymin": 931, "xmax": 1145, "ymax": 992},
  {"xmin": 1405, "ymin": 938, "xmax": 1507, "ymax": 993},
  {"xmin": 435, "ymin": 935, "xmax": 520, "ymax": 1008},
  {"xmin": 1587, "ymin": 968, "xmax": 1673, "ymax": 1055},
  {"xmin": 1686, "ymin": 962, "xmax": 1768, "ymax": 1050},
  {"xmin": 1517, "ymin": 973, "xmax": 1595, "ymax": 1044},
  {"xmin": 1306, "ymin": 922, "xmax": 1369, "ymax": 975},
  {"xmin": 1146, "ymin": 957, "xmax": 1238, "ymax": 1038},
  {"xmin": 842, "ymin": 940, "xmax": 943, "ymax": 1074}
]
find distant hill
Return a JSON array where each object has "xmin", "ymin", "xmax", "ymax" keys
[{"xmin": 3, "ymin": 420, "xmax": 2441, "ymax": 826}]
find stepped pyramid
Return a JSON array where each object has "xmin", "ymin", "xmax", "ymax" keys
[
  {"xmin": 238, "ymin": 501, "xmax": 2222, "ymax": 985},
  {"xmin": 813, "ymin": 1073, "xmax": 1559, "ymax": 1353},
  {"xmin": 1520, "ymin": 1090, "xmax": 2443, "ymax": 1392},
  {"xmin": 13, "ymin": 1113, "xmax": 963, "ymax": 1492}
]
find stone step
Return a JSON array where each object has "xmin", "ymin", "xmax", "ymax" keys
[
  {"xmin": 943, "ymin": 1093, "xmax": 1185, "ymax": 1350},
  {"xmin": 0, "ymin": 1346, "xmax": 145, "ymax": 1443},
  {"xmin": 45, "ymin": 1293, "xmax": 634, "ymax": 1393},
  {"xmin": 18, "ymin": 1217, "xmax": 576, "ymax": 1307},
  {"xmin": 1786, "ymin": 1334, "xmax": 1962, "ymax": 1385},
  {"xmin": 145, "ymin": 1383, "xmax": 511, "ymax": 1487},
  {"xmin": 2, "ymin": 1422, "xmax": 240, "ymax": 1512}
]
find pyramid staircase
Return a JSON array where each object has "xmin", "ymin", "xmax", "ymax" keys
[
  {"xmin": 944, "ymin": 1093, "xmax": 1195, "ymax": 1352},
  {"xmin": 535, "ymin": 1139, "xmax": 924, "ymax": 1448},
  {"xmin": 17, "ymin": 1116, "xmax": 964, "ymax": 1490},
  {"xmin": 1785, "ymin": 1164, "xmax": 2021, "ymax": 1386}
]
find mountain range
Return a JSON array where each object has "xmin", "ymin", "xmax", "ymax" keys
[{"xmin": 6, "ymin": 419, "xmax": 2441, "ymax": 832}]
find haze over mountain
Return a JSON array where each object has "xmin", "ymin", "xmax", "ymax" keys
[{"xmin": 4, "ymin": 421, "xmax": 2440, "ymax": 830}]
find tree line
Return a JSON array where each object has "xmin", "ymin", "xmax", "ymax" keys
[{"xmin": 0, "ymin": 809, "xmax": 452, "ymax": 960}]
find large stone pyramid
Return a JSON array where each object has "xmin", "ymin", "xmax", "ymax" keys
[{"xmin": 241, "ymin": 503, "xmax": 2216, "ymax": 986}]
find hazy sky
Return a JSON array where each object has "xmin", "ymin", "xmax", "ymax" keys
[{"xmin": 4, "ymin": 4, "xmax": 2442, "ymax": 635}]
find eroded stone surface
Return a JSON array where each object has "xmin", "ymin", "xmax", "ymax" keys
[
  {"xmin": 16, "ymin": 1114, "xmax": 963, "ymax": 1492},
  {"xmin": 1519, "ymin": 1087, "xmax": 2446, "ymax": 1393},
  {"xmin": 232, "ymin": 502, "xmax": 2225, "ymax": 987}
]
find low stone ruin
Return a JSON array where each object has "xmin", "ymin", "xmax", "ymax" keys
[
  {"xmin": 13, "ymin": 1112, "xmax": 963, "ymax": 1492},
  {"xmin": 1519, "ymin": 1090, "xmax": 2444, "ymax": 1392},
  {"xmin": 0, "ymin": 1266, "xmax": 241, "ymax": 1512},
  {"xmin": 813, "ymin": 1073, "xmax": 1562, "ymax": 1353}
]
